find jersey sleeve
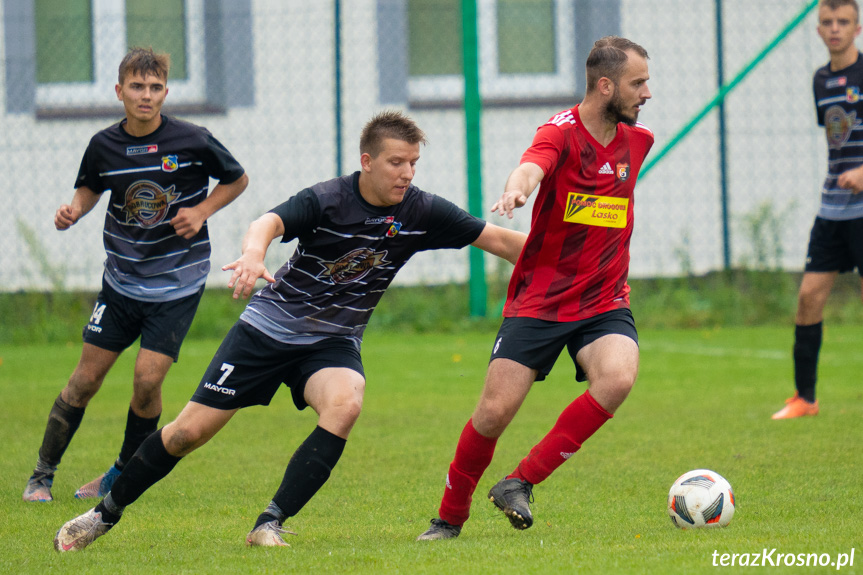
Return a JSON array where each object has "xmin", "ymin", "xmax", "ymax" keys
[
  {"xmin": 814, "ymin": 72, "xmax": 824, "ymax": 127},
  {"xmin": 519, "ymin": 123, "xmax": 566, "ymax": 175},
  {"xmin": 200, "ymin": 129, "xmax": 246, "ymax": 184},
  {"xmin": 420, "ymin": 195, "xmax": 486, "ymax": 251},
  {"xmin": 73, "ymin": 137, "xmax": 105, "ymax": 192},
  {"xmin": 269, "ymin": 188, "xmax": 322, "ymax": 243}
]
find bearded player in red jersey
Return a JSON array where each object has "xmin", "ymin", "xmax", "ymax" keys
[{"xmin": 418, "ymin": 36, "xmax": 654, "ymax": 540}]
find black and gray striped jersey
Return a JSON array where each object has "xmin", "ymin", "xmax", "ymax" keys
[
  {"xmin": 814, "ymin": 53, "xmax": 863, "ymax": 221},
  {"xmin": 75, "ymin": 115, "xmax": 245, "ymax": 301},
  {"xmin": 240, "ymin": 172, "xmax": 486, "ymax": 347}
]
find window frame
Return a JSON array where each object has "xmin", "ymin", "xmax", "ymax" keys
[
  {"xmin": 35, "ymin": 0, "xmax": 207, "ymax": 109},
  {"xmin": 407, "ymin": 0, "xmax": 576, "ymax": 105}
]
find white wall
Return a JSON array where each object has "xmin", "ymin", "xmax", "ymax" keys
[{"xmin": 0, "ymin": 0, "xmax": 832, "ymax": 292}]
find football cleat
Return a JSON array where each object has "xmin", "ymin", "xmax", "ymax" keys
[
  {"xmin": 488, "ymin": 477, "xmax": 534, "ymax": 530},
  {"xmin": 54, "ymin": 508, "xmax": 113, "ymax": 552},
  {"xmin": 75, "ymin": 464, "xmax": 122, "ymax": 499},
  {"xmin": 22, "ymin": 473, "xmax": 54, "ymax": 502},
  {"xmin": 416, "ymin": 518, "xmax": 462, "ymax": 540},
  {"xmin": 246, "ymin": 520, "xmax": 297, "ymax": 547},
  {"xmin": 771, "ymin": 393, "xmax": 819, "ymax": 420}
]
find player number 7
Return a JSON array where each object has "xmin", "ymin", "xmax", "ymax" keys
[{"xmin": 216, "ymin": 363, "xmax": 235, "ymax": 387}]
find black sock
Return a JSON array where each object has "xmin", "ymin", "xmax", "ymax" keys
[
  {"xmin": 107, "ymin": 428, "xmax": 182, "ymax": 510},
  {"xmin": 794, "ymin": 322, "xmax": 822, "ymax": 403},
  {"xmin": 255, "ymin": 426, "xmax": 346, "ymax": 528},
  {"xmin": 116, "ymin": 408, "xmax": 161, "ymax": 470},
  {"xmin": 36, "ymin": 395, "xmax": 86, "ymax": 472}
]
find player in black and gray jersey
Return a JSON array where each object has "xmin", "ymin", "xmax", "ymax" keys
[
  {"xmin": 53, "ymin": 110, "xmax": 526, "ymax": 551},
  {"xmin": 23, "ymin": 48, "xmax": 248, "ymax": 503},
  {"xmin": 773, "ymin": 0, "xmax": 863, "ymax": 419}
]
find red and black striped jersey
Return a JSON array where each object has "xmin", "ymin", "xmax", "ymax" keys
[{"xmin": 504, "ymin": 105, "xmax": 654, "ymax": 322}]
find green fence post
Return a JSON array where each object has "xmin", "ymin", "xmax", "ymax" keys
[{"xmin": 462, "ymin": 0, "xmax": 486, "ymax": 317}]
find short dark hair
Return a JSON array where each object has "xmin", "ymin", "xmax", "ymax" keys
[
  {"xmin": 359, "ymin": 110, "xmax": 427, "ymax": 157},
  {"xmin": 585, "ymin": 36, "xmax": 649, "ymax": 93},
  {"xmin": 820, "ymin": 0, "xmax": 860, "ymax": 22},
  {"xmin": 118, "ymin": 47, "xmax": 170, "ymax": 85}
]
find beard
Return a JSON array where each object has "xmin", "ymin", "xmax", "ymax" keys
[{"xmin": 603, "ymin": 90, "xmax": 639, "ymax": 126}]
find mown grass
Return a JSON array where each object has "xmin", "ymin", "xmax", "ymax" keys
[{"xmin": 1, "ymin": 326, "xmax": 861, "ymax": 574}]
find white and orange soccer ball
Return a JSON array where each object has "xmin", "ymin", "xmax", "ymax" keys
[{"xmin": 667, "ymin": 469, "xmax": 735, "ymax": 529}]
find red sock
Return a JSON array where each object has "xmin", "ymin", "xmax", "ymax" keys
[
  {"xmin": 438, "ymin": 419, "xmax": 497, "ymax": 526},
  {"xmin": 510, "ymin": 390, "xmax": 612, "ymax": 485}
]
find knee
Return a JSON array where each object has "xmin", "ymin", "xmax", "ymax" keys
[
  {"xmin": 590, "ymin": 370, "xmax": 637, "ymax": 412},
  {"xmin": 162, "ymin": 423, "xmax": 204, "ymax": 456},
  {"xmin": 63, "ymin": 370, "xmax": 104, "ymax": 406},
  {"xmin": 472, "ymin": 398, "xmax": 515, "ymax": 438},
  {"xmin": 327, "ymin": 386, "xmax": 365, "ymax": 426}
]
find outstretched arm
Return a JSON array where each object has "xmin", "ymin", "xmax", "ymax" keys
[
  {"xmin": 222, "ymin": 211, "xmax": 284, "ymax": 299},
  {"xmin": 491, "ymin": 162, "xmax": 545, "ymax": 219},
  {"xmin": 55, "ymin": 186, "xmax": 102, "ymax": 230},
  {"xmin": 471, "ymin": 224, "xmax": 527, "ymax": 265},
  {"xmin": 172, "ymin": 173, "xmax": 250, "ymax": 239}
]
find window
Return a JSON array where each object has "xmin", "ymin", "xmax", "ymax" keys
[
  {"xmin": 407, "ymin": 0, "xmax": 575, "ymax": 104},
  {"xmin": 6, "ymin": 0, "xmax": 255, "ymax": 116},
  {"xmin": 35, "ymin": 0, "xmax": 206, "ymax": 109},
  {"xmin": 377, "ymin": 0, "xmax": 621, "ymax": 107}
]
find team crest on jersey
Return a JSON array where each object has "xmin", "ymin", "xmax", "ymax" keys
[
  {"xmin": 122, "ymin": 180, "xmax": 180, "ymax": 227},
  {"xmin": 847, "ymin": 87, "xmax": 860, "ymax": 103},
  {"xmin": 616, "ymin": 162, "xmax": 630, "ymax": 181},
  {"xmin": 824, "ymin": 104, "xmax": 861, "ymax": 149},
  {"xmin": 826, "ymin": 76, "xmax": 847, "ymax": 89},
  {"xmin": 126, "ymin": 144, "xmax": 158, "ymax": 156},
  {"xmin": 161, "ymin": 155, "xmax": 179, "ymax": 172},
  {"xmin": 318, "ymin": 248, "xmax": 389, "ymax": 283},
  {"xmin": 386, "ymin": 222, "xmax": 402, "ymax": 237}
]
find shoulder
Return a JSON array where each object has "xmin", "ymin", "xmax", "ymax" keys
[
  {"xmin": 88, "ymin": 121, "xmax": 124, "ymax": 144},
  {"xmin": 539, "ymin": 107, "xmax": 578, "ymax": 132},
  {"xmin": 625, "ymin": 122, "xmax": 654, "ymax": 143},
  {"xmin": 307, "ymin": 174, "xmax": 356, "ymax": 207},
  {"xmin": 160, "ymin": 116, "xmax": 212, "ymax": 142},
  {"xmin": 814, "ymin": 61, "xmax": 832, "ymax": 80}
]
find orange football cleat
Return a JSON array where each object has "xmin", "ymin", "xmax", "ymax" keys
[{"xmin": 771, "ymin": 393, "xmax": 819, "ymax": 420}]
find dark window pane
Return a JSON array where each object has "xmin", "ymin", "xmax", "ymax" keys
[
  {"xmin": 35, "ymin": 0, "xmax": 93, "ymax": 83},
  {"xmin": 126, "ymin": 0, "xmax": 187, "ymax": 80},
  {"xmin": 497, "ymin": 0, "xmax": 555, "ymax": 74},
  {"xmin": 408, "ymin": 0, "xmax": 462, "ymax": 76}
]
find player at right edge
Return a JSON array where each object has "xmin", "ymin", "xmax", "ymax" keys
[{"xmin": 773, "ymin": 0, "xmax": 863, "ymax": 419}]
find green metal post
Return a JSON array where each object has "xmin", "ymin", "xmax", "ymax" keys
[{"xmin": 462, "ymin": 0, "xmax": 486, "ymax": 317}]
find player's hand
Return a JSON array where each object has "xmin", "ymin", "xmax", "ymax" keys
[
  {"xmin": 222, "ymin": 254, "xmax": 276, "ymax": 299},
  {"xmin": 54, "ymin": 204, "xmax": 81, "ymax": 230},
  {"xmin": 491, "ymin": 190, "xmax": 528, "ymax": 219},
  {"xmin": 837, "ymin": 166, "xmax": 863, "ymax": 193},
  {"xmin": 171, "ymin": 207, "xmax": 207, "ymax": 239}
]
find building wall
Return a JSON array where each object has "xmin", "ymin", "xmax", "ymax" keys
[{"xmin": 0, "ymin": 0, "xmax": 830, "ymax": 292}]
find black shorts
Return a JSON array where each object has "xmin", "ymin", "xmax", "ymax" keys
[
  {"xmin": 190, "ymin": 321, "xmax": 365, "ymax": 411},
  {"xmin": 81, "ymin": 280, "xmax": 204, "ymax": 361},
  {"xmin": 805, "ymin": 216, "xmax": 863, "ymax": 275},
  {"xmin": 490, "ymin": 308, "xmax": 638, "ymax": 382}
]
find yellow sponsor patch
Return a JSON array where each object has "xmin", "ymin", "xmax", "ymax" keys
[{"xmin": 564, "ymin": 193, "xmax": 628, "ymax": 228}]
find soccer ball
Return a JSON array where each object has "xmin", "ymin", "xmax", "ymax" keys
[{"xmin": 667, "ymin": 469, "xmax": 735, "ymax": 529}]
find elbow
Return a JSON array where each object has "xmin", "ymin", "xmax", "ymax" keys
[{"xmin": 237, "ymin": 172, "xmax": 250, "ymax": 192}]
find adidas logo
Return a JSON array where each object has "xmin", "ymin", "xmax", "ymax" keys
[
  {"xmin": 598, "ymin": 162, "xmax": 614, "ymax": 175},
  {"xmin": 560, "ymin": 452, "xmax": 575, "ymax": 460}
]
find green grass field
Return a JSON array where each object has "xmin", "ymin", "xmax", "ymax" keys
[{"xmin": 1, "ymin": 326, "xmax": 861, "ymax": 574}]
